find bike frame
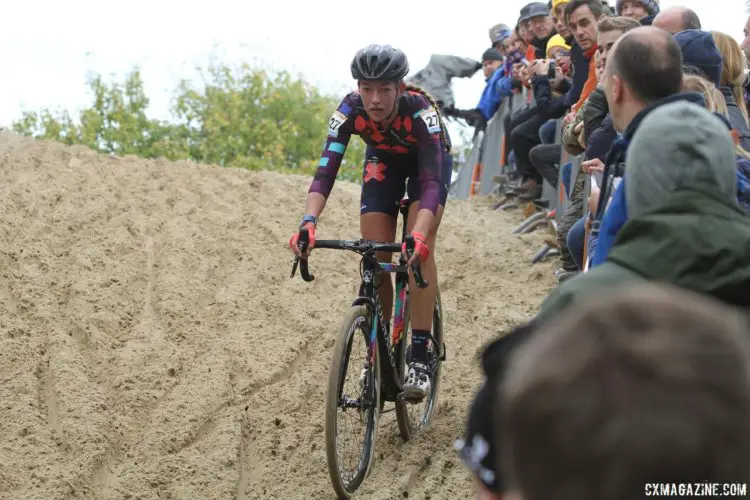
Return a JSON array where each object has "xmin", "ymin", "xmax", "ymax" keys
[
  {"xmin": 291, "ymin": 199, "xmax": 424, "ymax": 402},
  {"xmin": 346, "ymin": 200, "xmax": 416, "ymax": 402}
]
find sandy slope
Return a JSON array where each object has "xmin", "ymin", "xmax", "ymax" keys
[{"xmin": 0, "ymin": 130, "xmax": 555, "ymax": 500}]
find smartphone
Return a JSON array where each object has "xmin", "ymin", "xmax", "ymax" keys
[{"xmin": 548, "ymin": 59, "xmax": 556, "ymax": 79}]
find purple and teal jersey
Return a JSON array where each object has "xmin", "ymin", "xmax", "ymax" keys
[{"xmin": 309, "ymin": 90, "xmax": 451, "ymax": 215}]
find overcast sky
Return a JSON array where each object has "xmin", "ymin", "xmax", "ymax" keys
[{"xmin": 1, "ymin": 0, "xmax": 746, "ymax": 147}]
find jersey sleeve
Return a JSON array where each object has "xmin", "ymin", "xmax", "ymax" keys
[
  {"xmin": 308, "ymin": 94, "xmax": 358, "ymax": 199},
  {"xmin": 411, "ymin": 98, "xmax": 446, "ymax": 215}
]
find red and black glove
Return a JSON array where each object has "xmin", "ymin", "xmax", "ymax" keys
[
  {"xmin": 289, "ymin": 222, "xmax": 316, "ymax": 258},
  {"xmin": 402, "ymin": 231, "xmax": 429, "ymax": 263}
]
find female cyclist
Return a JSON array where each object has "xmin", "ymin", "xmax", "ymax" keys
[{"xmin": 288, "ymin": 44, "xmax": 453, "ymax": 401}]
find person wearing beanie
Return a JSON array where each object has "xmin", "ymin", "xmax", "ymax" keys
[
  {"xmin": 616, "ymin": 0, "xmax": 659, "ymax": 20},
  {"xmin": 475, "ymin": 48, "xmax": 516, "ymax": 123},
  {"xmin": 551, "ymin": 0, "xmax": 572, "ymax": 40},
  {"xmin": 545, "ymin": 33, "xmax": 571, "ymax": 56},
  {"xmin": 674, "ymin": 29, "xmax": 723, "ymax": 88},
  {"xmin": 492, "ymin": 28, "xmax": 514, "ymax": 55},
  {"xmin": 481, "ymin": 48, "xmax": 504, "ymax": 79},
  {"xmin": 489, "ymin": 23, "xmax": 511, "ymax": 45}
]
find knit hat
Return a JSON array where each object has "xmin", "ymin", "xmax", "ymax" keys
[
  {"xmin": 493, "ymin": 29, "xmax": 513, "ymax": 44},
  {"xmin": 489, "ymin": 23, "xmax": 511, "ymax": 43},
  {"xmin": 674, "ymin": 29, "xmax": 723, "ymax": 87},
  {"xmin": 552, "ymin": 0, "xmax": 570, "ymax": 10},
  {"xmin": 615, "ymin": 0, "xmax": 660, "ymax": 16},
  {"xmin": 546, "ymin": 34, "xmax": 571, "ymax": 56},
  {"xmin": 482, "ymin": 48, "xmax": 504, "ymax": 62},
  {"xmin": 625, "ymin": 101, "xmax": 738, "ymax": 218}
]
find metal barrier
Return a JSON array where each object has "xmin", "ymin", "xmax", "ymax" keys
[
  {"xmin": 450, "ymin": 83, "xmax": 595, "ymax": 267},
  {"xmin": 451, "ymin": 88, "xmax": 531, "ymax": 200},
  {"xmin": 451, "ymin": 130, "xmax": 483, "ymax": 199},
  {"xmin": 478, "ymin": 100, "xmax": 508, "ymax": 195}
]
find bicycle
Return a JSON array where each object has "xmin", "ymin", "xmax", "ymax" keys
[{"xmin": 289, "ymin": 198, "xmax": 446, "ymax": 499}]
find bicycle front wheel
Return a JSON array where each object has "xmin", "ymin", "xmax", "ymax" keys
[{"xmin": 325, "ymin": 305, "xmax": 381, "ymax": 499}]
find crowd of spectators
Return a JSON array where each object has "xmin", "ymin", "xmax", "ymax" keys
[{"xmin": 453, "ymin": 2, "xmax": 750, "ymax": 498}]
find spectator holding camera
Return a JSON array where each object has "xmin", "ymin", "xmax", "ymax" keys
[{"xmin": 507, "ymin": 0, "xmax": 605, "ymax": 201}]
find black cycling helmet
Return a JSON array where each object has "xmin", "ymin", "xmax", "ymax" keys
[{"xmin": 350, "ymin": 44, "xmax": 410, "ymax": 82}]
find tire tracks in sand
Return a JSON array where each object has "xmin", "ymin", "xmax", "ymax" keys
[{"xmin": 0, "ymin": 131, "xmax": 556, "ymax": 499}]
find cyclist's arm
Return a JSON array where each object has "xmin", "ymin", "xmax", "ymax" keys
[
  {"xmin": 412, "ymin": 104, "xmax": 445, "ymax": 238},
  {"xmin": 306, "ymin": 96, "xmax": 356, "ymax": 217}
]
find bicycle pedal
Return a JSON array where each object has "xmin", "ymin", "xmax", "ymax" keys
[{"xmin": 397, "ymin": 390, "xmax": 426, "ymax": 404}]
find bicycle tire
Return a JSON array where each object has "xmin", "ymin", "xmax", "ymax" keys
[
  {"xmin": 395, "ymin": 287, "xmax": 444, "ymax": 441},
  {"xmin": 325, "ymin": 305, "xmax": 381, "ymax": 499}
]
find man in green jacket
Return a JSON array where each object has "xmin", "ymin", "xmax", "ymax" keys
[
  {"xmin": 457, "ymin": 100, "xmax": 750, "ymax": 498},
  {"xmin": 535, "ymin": 100, "xmax": 750, "ymax": 325}
]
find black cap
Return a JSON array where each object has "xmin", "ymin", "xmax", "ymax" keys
[
  {"xmin": 520, "ymin": 1, "xmax": 550, "ymax": 21},
  {"xmin": 482, "ymin": 48, "xmax": 504, "ymax": 62}
]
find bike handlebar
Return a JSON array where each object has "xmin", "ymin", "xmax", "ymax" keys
[{"xmin": 290, "ymin": 228, "xmax": 428, "ymax": 288}]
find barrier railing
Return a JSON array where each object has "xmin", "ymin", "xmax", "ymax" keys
[{"xmin": 450, "ymin": 83, "xmax": 594, "ymax": 268}]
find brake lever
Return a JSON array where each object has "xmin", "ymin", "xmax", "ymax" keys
[
  {"xmin": 404, "ymin": 235, "xmax": 428, "ymax": 289},
  {"xmin": 293, "ymin": 228, "xmax": 314, "ymax": 282}
]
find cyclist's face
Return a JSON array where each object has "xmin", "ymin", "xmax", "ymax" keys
[{"xmin": 359, "ymin": 81, "xmax": 401, "ymax": 122}]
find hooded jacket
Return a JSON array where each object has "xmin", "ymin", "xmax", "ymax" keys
[
  {"xmin": 535, "ymin": 101, "xmax": 750, "ymax": 326},
  {"xmin": 590, "ymin": 92, "xmax": 706, "ymax": 266}
]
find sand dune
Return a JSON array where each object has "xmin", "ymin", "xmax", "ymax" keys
[{"xmin": 0, "ymin": 130, "xmax": 554, "ymax": 499}]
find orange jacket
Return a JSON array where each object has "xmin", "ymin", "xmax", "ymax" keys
[
  {"xmin": 571, "ymin": 45, "xmax": 598, "ymax": 112},
  {"xmin": 523, "ymin": 44, "xmax": 536, "ymax": 89}
]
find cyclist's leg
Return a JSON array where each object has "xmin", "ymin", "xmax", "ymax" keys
[
  {"xmin": 404, "ymin": 148, "xmax": 451, "ymax": 334},
  {"xmin": 405, "ymin": 201, "xmax": 444, "ymax": 332},
  {"xmin": 359, "ymin": 151, "xmax": 404, "ymax": 327},
  {"xmin": 402, "ymin": 149, "xmax": 451, "ymax": 399}
]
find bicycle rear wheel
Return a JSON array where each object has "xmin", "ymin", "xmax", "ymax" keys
[
  {"xmin": 395, "ymin": 288, "xmax": 444, "ymax": 441},
  {"xmin": 325, "ymin": 305, "xmax": 381, "ymax": 499}
]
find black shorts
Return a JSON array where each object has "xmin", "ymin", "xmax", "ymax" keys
[{"xmin": 359, "ymin": 146, "xmax": 453, "ymax": 217}]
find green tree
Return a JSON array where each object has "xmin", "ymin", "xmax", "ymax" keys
[{"xmin": 12, "ymin": 63, "xmax": 366, "ymax": 183}]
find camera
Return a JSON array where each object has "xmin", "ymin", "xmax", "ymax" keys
[{"xmin": 548, "ymin": 59, "xmax": 556, "ymax": 79}]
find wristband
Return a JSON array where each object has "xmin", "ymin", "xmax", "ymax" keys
[{"xmin": 300, "ymin": 215, "xmax": 318, "ymax": 228}]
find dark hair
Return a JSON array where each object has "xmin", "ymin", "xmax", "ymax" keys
[
  {"xmin": 500, "ymin": 284, "xmax": 750, "ymax": 500},
  {"xmin": 609, "ymin": 28, "xmax": 684, "ymax": 102},
  {"xmin": 564, "ymin": 0, "xmax": 604, "ymax": 24},
  {"xmin": 682, "ymin": 8, "xmax": 701, "ymax": 30}
]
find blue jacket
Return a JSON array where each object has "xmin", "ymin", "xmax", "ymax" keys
[
  {"xmin": 477, "ymin": 66, "xmax": 513, "ymax": 120},
  {"xmin": 590, "ymin": 92, "xmax": 706, "ymax": 267}
]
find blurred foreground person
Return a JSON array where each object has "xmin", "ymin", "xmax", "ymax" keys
[{"xmin": 502, "ymin": 284, "xmax": 750, "ymax": 500}]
